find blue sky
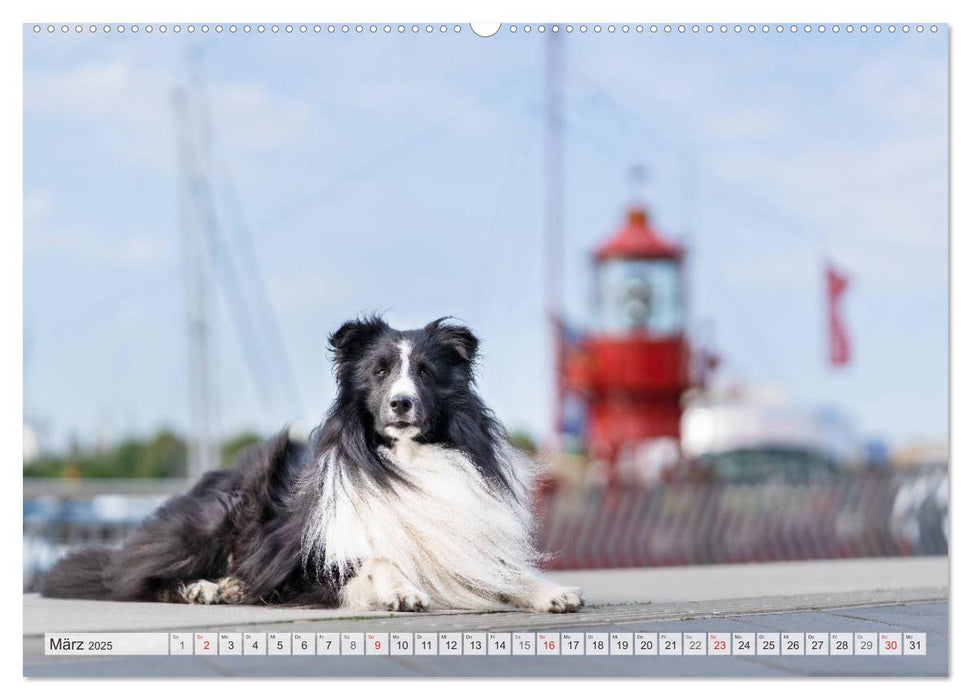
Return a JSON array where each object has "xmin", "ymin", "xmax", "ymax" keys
[{"xmin": 22, "ymin": 26, "xmax": 948, "ymax": 451}]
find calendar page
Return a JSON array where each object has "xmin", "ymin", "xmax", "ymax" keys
[{"xmin": 19, "ymin": 5, "xmax": 949, "ymax": 681}]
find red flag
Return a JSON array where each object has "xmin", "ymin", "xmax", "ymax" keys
[{"xmin": 826, "ymin": 263, "xmax": 851, "ymax": 366}]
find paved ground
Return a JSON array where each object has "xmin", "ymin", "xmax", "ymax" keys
[{"xmin": 24, "ymin": 556, "xmax": 948, "ymax": 677}]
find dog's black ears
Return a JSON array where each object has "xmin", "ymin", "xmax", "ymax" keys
[
  {"xmin": 425, "ymin": 317, "xmax": 479, "ymax": 363},
  {"xmin": 329, "ymin": 314, "xmax": 389, "ymax": 362}
]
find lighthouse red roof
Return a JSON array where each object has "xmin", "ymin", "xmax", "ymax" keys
[{"xmin": 594, "ymin": 206, "xmax": 684, "ymax": 261}]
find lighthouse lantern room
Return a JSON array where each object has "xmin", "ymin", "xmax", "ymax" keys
[{"xmin": 562, "ymin": 204, "xmax": 697, "ymax": 476}]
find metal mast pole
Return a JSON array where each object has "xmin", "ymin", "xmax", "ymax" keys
[
  {"xmin": 174, "ymin": 51, "xmax": 217, "ymax": 481},
  {"xmin": 544, "ymin": 27, "xmax": 565, "ymax": 449}
]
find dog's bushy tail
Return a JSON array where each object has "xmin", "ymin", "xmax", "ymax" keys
[{"xmin": 39, "ymin": 546, "xmax": 115, "ymax": 600}]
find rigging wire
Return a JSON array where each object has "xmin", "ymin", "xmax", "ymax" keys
[
  {"xmin": 250, "ymin": 74, "xmax": 535, "ymax": 237},
  {"xmin": 210, "ymin": 135, "xmax": 306, "ymax": 417}
]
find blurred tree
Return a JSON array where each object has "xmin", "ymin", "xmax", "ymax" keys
[
  {"xmin": 22, "ymin": 429, "xmax": 265, "ymax": 479},
  {"xmin": 22, "ymin": 455, "xmax": 64, "ymax": 479},
  {"xmin": 139, "ymin": 430, "xmax": 188, "ymax": 478},
  {"xmin": 508, "ymin": 429, "xmax": 538, "ymax": 456},
  {"xmin": 220, "ymin": 431, "xmax": 263, "ymax": 468},
  {"xmin": 113, "ymin": 439, "xmax": 141, "ymax": 478}
]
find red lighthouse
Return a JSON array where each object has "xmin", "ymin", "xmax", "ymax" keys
[{"xmin": 560, "ymin": 204, "xmax": 705, "ymax": 480}]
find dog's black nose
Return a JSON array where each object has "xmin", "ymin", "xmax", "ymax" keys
[{"xmin": 389, "ymin": 395, "xmax": 414, "ymax": 415}]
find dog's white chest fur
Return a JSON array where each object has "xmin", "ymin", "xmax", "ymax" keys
[{"xmin": 306, "ymin": 439, "xmax": 538, "ymax": 610}]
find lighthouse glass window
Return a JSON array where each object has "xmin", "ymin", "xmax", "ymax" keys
[{"xmin": 597, "ymin": 259, "xmax": 683, "ymax": 336}]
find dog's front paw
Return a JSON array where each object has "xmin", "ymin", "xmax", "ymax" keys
[
  {"xmin": 382, "ymin": 586, "xmax": 430, "ymax": 612},
  {"xmin": 217, "ymin": 577, "xmax": 246, "ymax": 604},
  {"xmin": 533, "ymin": 585, "xmax": 584, "ymax": 614},
  {"xmin": 180, "ymin": 579, "xmax": 222, "ymax": 605}
]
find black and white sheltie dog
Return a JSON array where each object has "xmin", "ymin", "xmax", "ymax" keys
[{"xmin": 40, "ymin": 316, "xmax": 584, "ymax": 613}]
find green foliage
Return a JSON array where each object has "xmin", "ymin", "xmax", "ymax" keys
[
  {"xmin": 507, "ymin": 429, "xmax": 538, "ymax": 456},
  {"xmin": 139, "ymin": 430, "xmax": 188, "ymax": 478},
  {"xmin": 23, "ymin": 429, "xmax": 265, "ymax": 479},
  {"xmin": 220, "ymin": 431, "xmax": 263, "ymax": 468}
]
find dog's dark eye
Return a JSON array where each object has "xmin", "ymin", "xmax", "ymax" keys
[{"xmin": 418, "ymin": 366, "xmax": 429, "ymax": 379}]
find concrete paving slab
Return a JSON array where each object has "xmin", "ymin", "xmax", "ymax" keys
[
  {"xmin": 23, "ymin": 556, "xmax": 948, "ymax": 677},
  {"xmin": 23, "ymin": 556, "xmax": 947, "ymax": 635}
]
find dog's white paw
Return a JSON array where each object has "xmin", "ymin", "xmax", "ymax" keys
[
  {"xmin": 217, "ymin": 577, "xmax": 246, "ymax": 605},
  {"xmin": 181, "ymin": 579, "xmax": 222, "ymax": 605},
  {"xmin": 382, "ymin": 586, "xmax": 430, "ymax": 612},
  {"xmin": 531, "ymin": 585, "xmax": 584, "ymax": 613}
]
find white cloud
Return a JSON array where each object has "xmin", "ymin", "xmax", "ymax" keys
[
  {"xmin": 24, "ymin": 190, "xmax": 54, "ymax": 227},
  {"xmin": 24, "ymin": 57, "xmax": 318, "ymax": 172},
  {"xmin": 846, "ymin": 50, "xmax": 948, "ymax": 129},
  {"xmin": 25, "ymin": 60, "xmax": 159, "ymax": 124},
  {"xmin": 23, "ymin": 190, "xmax": 173, "ymax": 269},
  {"xmin": 111, "ymin": 232, "xmax": 171, "ymax": 267},
  {"xmin": 334, "ymin": 76, "xmax": 508, "ymax": 134},
  {"xmin": 703, "ymin": 105, "xmax": 786, "ymax": 141},
  {"xmin": 210, "ymin": 81, "xmax": 314, "ymax": 152}
]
